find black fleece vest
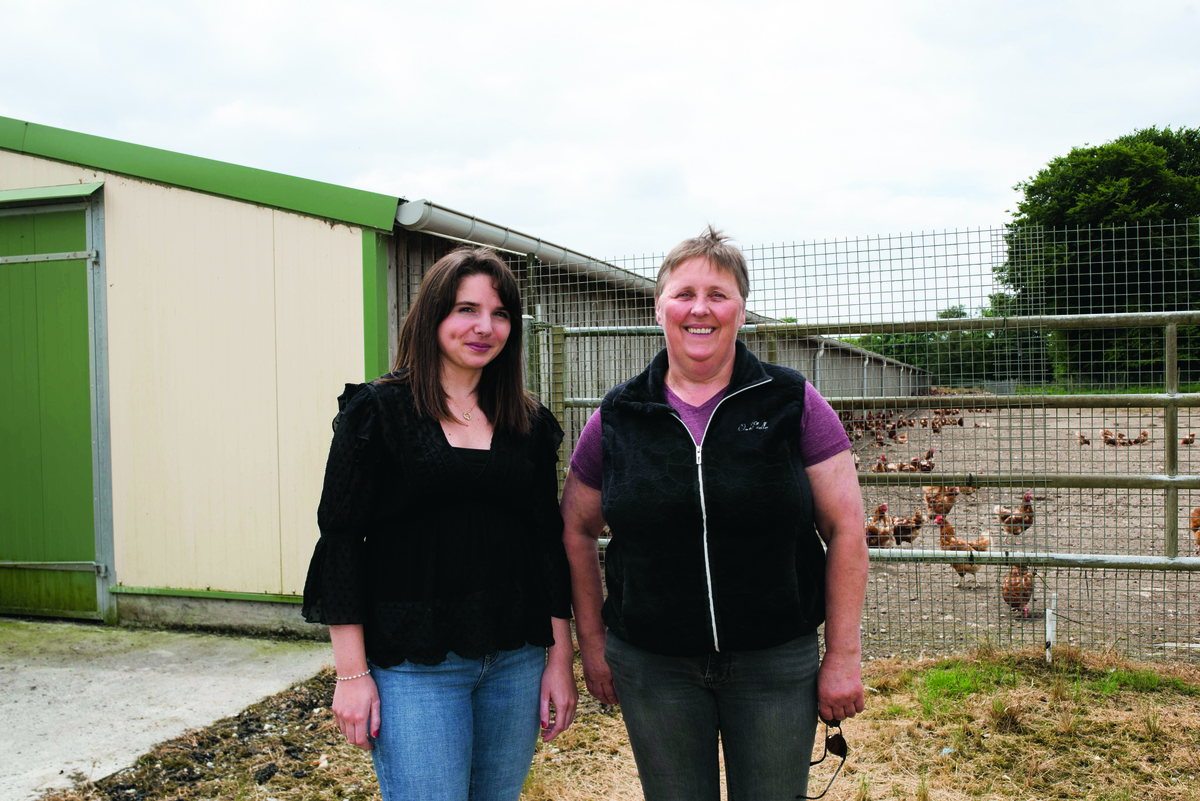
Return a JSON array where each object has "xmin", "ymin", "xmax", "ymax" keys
[{"xmin": 599, "ymin": 341, "xmax": 827, "ymax": 657}]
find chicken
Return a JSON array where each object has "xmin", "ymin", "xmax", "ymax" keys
[
  {"xmin": 1001, "ymin": 565, "xmax": 1035, "ymax": 617},
  {"xmin": 1191, "ymin": 506, "xmax": 1200, "ymax": 555},
  {"xmin": 924, "ymin": 486, "xmax": 959, "ymax": 516},
  {"xmin": 1132, "ymin": 429, "xmax": 1149, "ymax": 445},
  {"xmin": 995, "ymin": 492, "xmax": 1034, "ymax": 536},
  {"xmin": 1183, "ymin": 432, "xmax": 1195, "ymax": 445},
  {"xmin": 936, "ymin": 515, "xmax": 989, "ymax": 588},
  {"xmin": 1077, "ymin": 431, "xmax": 1090, "ymax": 445},
  {"xmin": 917, "ymin": 448, "xmax": 936, "ymax": 472},
  {"xmin": 1101, "ymin": 428, "xmax": 1117, "ymax": 446},
  {"xmin": 865, "ymin": 503, "xmax": 893, "ymax": 548},
  {"xmin": 1116, "ymin": 432, "xmax": 1130, "ymax": 446},
  {"xmin": 892, "ymin": 509, "xmax": 925, "ymax": 544},
  {"xmin": 871, "ymin": 454, "xmax": 888, "ymax": 473}
]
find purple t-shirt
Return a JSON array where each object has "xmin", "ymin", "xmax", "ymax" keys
[{"xmin": 569, "ymin": 381, "xmax": 850, "ymax": 491}]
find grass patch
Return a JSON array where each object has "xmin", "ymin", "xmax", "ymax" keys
[{"xmin": 37, "ymin": 647, "xmax": 1200, "ymax": 801}]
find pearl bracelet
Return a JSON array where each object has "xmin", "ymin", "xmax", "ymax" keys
[{"xmin": 336, "ymin": 670, "xmax": 371, "ymax": 682}]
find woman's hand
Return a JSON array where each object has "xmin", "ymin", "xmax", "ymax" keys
[
  {"xmin": 539, "ymin": 657, "xmax": 578, "ymax": 742},
  {"xmin": 817, "ymin": 648, "xmax": 865, "ymax": 724},
  {"xmin": 578, "ymin": 635, "xmax": 617, "ymax": 705},
  {"xmin": 332, "ymin": 674, "xmax": 380, "ymax": 750},
  {"xmin": 540, "ymin": 618, "xmax": 579, "ymax": 741},
  {"xmin": 328, "ymin": 624, "xmax": 379, "ymax": 750}
]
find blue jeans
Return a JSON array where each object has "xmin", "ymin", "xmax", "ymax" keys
[
  {"xmin": 606, "ymin": 633, "xmax": 820, "ymax": 801},
  {"xmin": 368, "ymin": 644, "xmax": 545, "ymax": 801}
]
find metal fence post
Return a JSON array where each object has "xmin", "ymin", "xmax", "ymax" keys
[
  {"xmin": 1166, "ymin": 323, "xmax": 1180, "ymax": 558},
  {"xmin": 549, "ymin": 325, "xmax": 568, "ymax": 491},
  {"xmin": 522, "ymin": 313, "xmax": 538, "ymax": 399}
]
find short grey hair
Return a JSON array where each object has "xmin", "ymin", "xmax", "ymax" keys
[{"xmin": 655, "ymin": 225, "xmax": 749, "ymax": 302}]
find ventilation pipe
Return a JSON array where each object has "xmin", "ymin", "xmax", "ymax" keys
[{"xmin": 396, "ymin": 199, "xmax": 652, "ymax": 293}]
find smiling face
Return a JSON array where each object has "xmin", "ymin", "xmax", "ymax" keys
[
  {"xmin": 437, "ymin": 272, "xmax": 511, "ymax": 380},
  {"xmin": 655, "ymin": 256, "xmax": 746, "ymax": 382}
]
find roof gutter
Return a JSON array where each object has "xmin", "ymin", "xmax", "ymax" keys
[{"xmin": 396, "ymin": 199, "xmax": 654, "ymax": 293}]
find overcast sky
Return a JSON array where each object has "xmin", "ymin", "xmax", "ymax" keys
[{"xmin": 3, "ymin": 0, "xmax": 1198, "ymax": 262}]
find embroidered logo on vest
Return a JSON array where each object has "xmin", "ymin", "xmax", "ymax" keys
[{"xmin": 737, "ymin": 421, "xmax": 769, "ymax": 431}]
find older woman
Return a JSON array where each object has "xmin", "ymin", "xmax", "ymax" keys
[
  {"xmin": 303, "ymin": 247, "xmax": 576, "ymax": 801},
  {"xmin": 561, "ymin": 227, "xmax": 867, "ymax": 800}
]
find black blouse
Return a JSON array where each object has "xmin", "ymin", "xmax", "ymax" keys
[{"xmin": 301, "ymin": 378, "xmax": 571, "ymax": 667}]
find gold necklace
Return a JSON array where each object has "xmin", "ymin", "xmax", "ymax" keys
[{"xmin": 448, "ymin": 395, "xmax": 478, "ymax": 422}]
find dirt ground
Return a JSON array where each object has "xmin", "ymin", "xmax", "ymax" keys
[
  {"xmin": 850, "ymin": 392, "xmax": 1200, "ymax": 664},
  {"xmin": 40, "ymin": 647, "xmax": 1200, "ymax": 801}
]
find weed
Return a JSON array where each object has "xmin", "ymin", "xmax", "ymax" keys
[
  {"xmin": 1051, "ymin": 644, "xmax": 1086, "ymax": 668},
  {"xmin": 918, "ymin": 660, "xmax": 1016, "ymax": 717},
  {"xmin": 1143, "ymin": 700, "xmax": 1163, "ymax": 740},
  {"xmin": 1056, "ymin": 703, "xmax": 1080, "ymax": 735},
  {"xmin": 1051, "ymin": 675, "xmax": 1069, "ymax": 704},
  {"xmin": 854, "ymin": 773, "xmax": 871, "ymax": 801},
  {"xmin": 1116, "ymin": 668, "xmax": 1160, "ymax": 692},
  {"xmin": 989, "ymin": 696, "xmax": 1023, "ymax": 732},
  {"xmin": 915, "ymin": 775, "xmax": 929, "ymax": 801},
  {"xmin": 973, "ymin": 636, "xmax": 997, "ymax": 662},
  {"xmin": 1092, "ymin": 671, "xmax": 1121, "ymax": 695}
]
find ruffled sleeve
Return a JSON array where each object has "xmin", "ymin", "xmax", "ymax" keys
[
  {"xmin": 533, "ymin": 405, "xmax": 572, "ymax": 619},
  {"xmin": 301, "ymin": 383, "xmax": 381, "ymax": 625}
]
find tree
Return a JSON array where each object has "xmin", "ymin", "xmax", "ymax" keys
[
  {"xmin": 850, "ymin": 303, "xmax": 1054, "ymax": 389},
  {"xmin": 996, "ymin": 126, "xmax": 1200, "ymax": 385}
]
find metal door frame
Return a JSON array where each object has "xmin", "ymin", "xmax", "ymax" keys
[{"xmin": 0, "ymin": 184, "xmax": 114, "ymax": 622}]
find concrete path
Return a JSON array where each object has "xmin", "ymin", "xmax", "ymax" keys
[{"xmin": 0, "ymin": 618, "xmax": 332, "ymax": 800}]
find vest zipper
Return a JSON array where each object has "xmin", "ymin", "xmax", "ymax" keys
[{"xmin": 670, "ymin": 376, "xmax": 772, "ymax": 652}]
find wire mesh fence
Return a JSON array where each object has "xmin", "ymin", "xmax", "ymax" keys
[{"xmin": 515, "ymin": 219, "xmax": 1200, "ymax": 664}]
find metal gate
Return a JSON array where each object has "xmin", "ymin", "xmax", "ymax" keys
[{"xmin": 524, "ymin": 221, "xmax": 1200, "ymax": 663}]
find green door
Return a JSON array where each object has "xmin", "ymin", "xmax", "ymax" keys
[{"xmin": 0, "ymin": 208, "xmax": 99, "ymax": 618}]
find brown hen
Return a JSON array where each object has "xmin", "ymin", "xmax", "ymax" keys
[
  {"xmin": 1001, "ymin": 565, "xmax": 1035, "ymax": 617},
  {"xmin": 936, "ymin": 515, "xmax": 989, "ymax": 588},
  {"xmin": 865, "ymin": 502, "xmax": 892, "ymax": 548},
  {"xmin": 995, "ymin": 492, "xmax": 1034, "ymax": 536}
]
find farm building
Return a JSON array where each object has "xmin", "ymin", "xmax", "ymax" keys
[{"xmin": 0, "ymin": 115, "xmax": 923, "ymax": 633}]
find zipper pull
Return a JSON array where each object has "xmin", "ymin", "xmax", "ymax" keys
[{"xmin": 696, "ymin": 446, "xmax": 702, "ymax": 465}]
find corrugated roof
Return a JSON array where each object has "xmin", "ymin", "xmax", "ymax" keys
[{"xmin": 0, "ymin": 116, "xmax": 399, "ymax": 230}]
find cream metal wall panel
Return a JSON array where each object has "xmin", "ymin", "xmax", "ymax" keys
[
  {"xmin": 0, "ymin": 150, "xmax": 104, "ymax": 190},
  {"xmin": 2, "ymin": 152, "xmax": 372, "ymax": 599},
  {"xmin": 103, "ymin": 178, "xmax": 283, "ymax": 593},
  {"xmin": 272, "ymin": 212, "xmax": 364, "ymax": 595}
]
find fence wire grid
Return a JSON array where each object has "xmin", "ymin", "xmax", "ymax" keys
[{"xmin": 515, "ymin": 220, "xmax": 1200, "ymax": 663}]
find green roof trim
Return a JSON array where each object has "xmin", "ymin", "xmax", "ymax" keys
[
  {"xmin": 0, "ymin": 182, "xmax": 103, "ymax": 205},
  {"xmin": 0, "ymin": 116, "xmax": 399, "ymax": 231}
]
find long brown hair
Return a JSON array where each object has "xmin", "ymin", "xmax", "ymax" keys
[{"xmin": 385, "ymin": 247, "xmax": 535, "ymax": 436}]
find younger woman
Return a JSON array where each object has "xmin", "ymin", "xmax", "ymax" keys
[{"xmin": 303, "ymin": 247, "xmax": 576, "ymax": 801}]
